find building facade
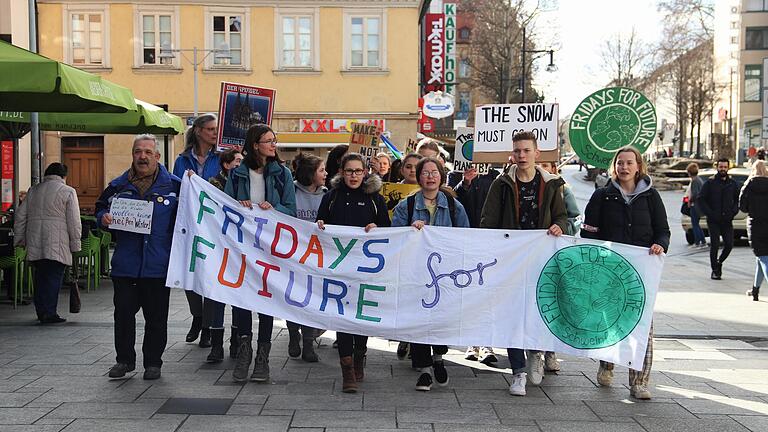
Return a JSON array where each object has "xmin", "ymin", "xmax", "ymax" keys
[
  {"xmin": 36, "ymin": 0, "xmax": 421, "ymax": 211},
  {"xmin": 739, "ymin": 0, "xmax": 768, "ymax": 157}
]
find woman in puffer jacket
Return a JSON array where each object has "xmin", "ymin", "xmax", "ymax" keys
[{"xmin": 740, "ymin": 160, "xmax": 768, "ymax": 301}]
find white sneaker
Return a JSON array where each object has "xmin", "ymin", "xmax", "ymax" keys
[
  {"xmin": 464, "ymin": 346, "xmax": 479, "ymax": 361},
  {"xmin": 479, "ymin": 347, "xmax": 498, "ymax": 365},
  {"xmin": 528, "ymin": 351, "xmax": 544, "ymax": 386},
  {"xmin": 544, "ymin": 352, "xmax": 560, "ymax": 372},
  {"xmin": 509, "ymin": 372, "xmax": 527, "ymax": 396}
]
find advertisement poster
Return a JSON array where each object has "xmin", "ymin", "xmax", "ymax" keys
[
  {"xmin": 216, "ymin": 82, "xmax": 276, "ymax": 151},
  {"xmin": 1, "ymin": 141, "xmax": 12, "ymax": 211}
]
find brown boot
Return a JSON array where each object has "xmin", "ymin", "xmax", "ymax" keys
[
  {"xmin": 353, "ymin": 349, "xmax": 366, "ymax": 382},
  {"xmin": 340, "ymin": 356, "xmax": 357, "ymax": 393}
]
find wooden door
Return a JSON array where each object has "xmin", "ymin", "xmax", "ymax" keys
[{"xmin": 62, "ymin": 136, "xmax": 104, "ymax": 215}]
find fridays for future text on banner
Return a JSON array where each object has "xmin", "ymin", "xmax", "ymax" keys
[{"xmin": 168, "ymin": 175, "xmax": 664, "ymax": 371}]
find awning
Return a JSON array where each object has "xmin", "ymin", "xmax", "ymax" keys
[
  {"xmin": 0, "ymin": 41, "xmax": 136, "ymax": 113},
  {"xmin": 0, "ymin": 99, "xmax": 185, "ymax": 135}
]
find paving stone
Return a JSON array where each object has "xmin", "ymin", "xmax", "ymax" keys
[
  {"xmin": 45, "ymin": 401, "xmax": 165, "ymax": 419},
  {"xmin": 226, "ymin": 404, "xmax": 264, "ymax": 416},
  {"xmin": 674, "ymin": 397, "xmax": 768, "ymax": 416},
  {"xmin": 178, "ymin": 414, "xmax": 291, "ymax": 431},
  {"xmin": 636, "ymin": 417, "xmax": 751, "ymax": 432},
  {"xmin": 456, "ymin": 389, "xmax": 549, "ymax": 407},
  {"xmin": 434, "ymin": 424, "xmax": 539, "ymax": 432},
  {"xmin": 60, "ymin": 418, "xmax": 183, "ymax": 432},
  {"xmin": 363, "ymin": 391, "xmax": 459, "ymax": 410},
  {"xmin": 0, "ymin": 426, "xmax": 65, "ymax": 432},
  {"xmin": 494, "ymin": 403, "xmax": 599, "ymax": 421},
  {"xmin": 138, "ymin": 383, "xmax": 241, "ymax": 399},
  {"xmin": 156, "ymin": 397, "xmax": 233, "ymax": 415},
  {"xmin": 291, "ymin": 410, "xmax": 395, "ymax": 429},
  {"xmin": 0, "ymin": 392, "xmax": 43, "ymax": 407},
  {"xmin": 397, "ymin": 406, "xmax": 500, "ymax": 424},
  {"xmin": 265, "ymin": 394, "xmax": 362, "ymax": 410},
  {"xmin": 259, "ymin": 409, "xmax": 295, "ymax": 416},
  {"xmin": 731, "ymin": 415, "xmax": 768, "ymax": 432},
  {"xmin": 536, "ymin": 421, "xmax": 645, "ymax": 431},
  {"xmin": 585, "ymin": 400, "xmax": 697, "ymax": 418},
  {"xmin": 0, "ymin": 407, "xmax": 52, "ymax": 424}
]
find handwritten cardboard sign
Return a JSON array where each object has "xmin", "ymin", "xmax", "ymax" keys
[
  {"xmin": 110, "ymin": 198, "xmax": 154, "ymax": 234},
  {"xmin": 452, "ymin": 127, "xmax": 490, "ymax": 174},
  {"xmin": 473, "ymin": 103, "xmax": 559, "ymax": 163},
  {"xmin": 348, "ymin": 122, "xmax": 381, "ymax": 167}
]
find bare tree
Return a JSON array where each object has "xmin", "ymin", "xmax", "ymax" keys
[
  {"xmin": 599, "ymin": 27, "xmax": 652, "ymax": 88},
  {"xmin": 459, "ymin": 0, "xmax": 541, "ymax": 103}
]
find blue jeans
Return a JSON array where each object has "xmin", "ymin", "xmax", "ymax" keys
[
  {"xmin": 507, "ymin": 348, "xmax": 526, "ymax": 374},
  {"xmin": 32, "ymin": 259, "xmax": 67, "ymax": 318},
  {"xmin": 754, "ymin": 256, "xmax": 768, "ymax": 288},
  {"xmin": 689, "ymin": 206, "xmax": 705, "ymax": 244}
]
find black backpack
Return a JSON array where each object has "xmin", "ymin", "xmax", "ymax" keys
[{"xmin": 407, "ymin": 193, "xmax": 458, "ymax": 227}]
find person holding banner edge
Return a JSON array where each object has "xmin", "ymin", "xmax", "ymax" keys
[
  {"xmin": 224, "ymin": 124, "xmax": 297, "ymax": 383},
  {"xmin": 316, "ymin": 152, "xmax": 391, "ymax": 393},
  {"xmin": 97, "ymin": 134, "xmax": 181, "ymax": 380},
  {"xmin": 581, "ymin": 146, "xmax": 669, "ymax": 400},
  {"xmin": 173, "ymin": 114, "xmax": 221, "ymax": 348},
  {"xmin": 392, "ymin": 157, "xmax": 470, "ymax": 391},
  {"xmin": 480, "ymin": 131, "xmax": 568, "ymax": 396}
]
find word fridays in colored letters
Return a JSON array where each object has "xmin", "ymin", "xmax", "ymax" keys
[{"xmin": 167, "ymin": 175, "xmax": 665, "ymax": 370}]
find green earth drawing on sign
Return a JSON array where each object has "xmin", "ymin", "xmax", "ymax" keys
[
  {"xmin": 537, "ymin": 245, "xmax": 646, "ymax": 350},
  {"xmin": 461, "ymin": 139, "xmax": 474, "ymax": 160},
  {"xmin": 588, "ymin": 105, "xmax": 639, "ymax": 152}
]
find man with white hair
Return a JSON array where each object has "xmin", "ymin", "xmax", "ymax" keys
[{"xmin": 95, "ymin": 134, "xmax": 181, "ymax": 380}]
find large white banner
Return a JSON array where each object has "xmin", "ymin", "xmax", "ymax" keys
[{"xmin": 168, "ymin": 175, "xmax": 664, "ymax": 371}]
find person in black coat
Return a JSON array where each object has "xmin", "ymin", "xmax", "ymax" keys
[
  {"xmin": 453, "ymin": 167, "xmax": 500, "ymax": 229},
  {"xmin": 697, "ymin": 158, "xmax": 740, "ymax": 280},
  {"xmin": 316, "ymin": 152, "xmax": 390, "ymax": 394},
  {"xmin": 740, "ymin": 160, "xmax": 768, "ymax": 301},
  {"xmin": 582, "ymin": 147, "xmax": 669, "ymax": 401}
]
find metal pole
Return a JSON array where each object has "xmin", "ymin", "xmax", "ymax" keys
[
  {"xmin": 193, "ymin": 47, "xmax": 199, "ymax": 117},
  {"xmin": 28, "ymin": 0, "xmax": 40, "ymax": 186},
  {"xmin": 521, "ymin": 26, "xmax": 526, "ymax": 103}
]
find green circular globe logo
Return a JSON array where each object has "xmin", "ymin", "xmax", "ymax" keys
[
  {"xmin": 461, "ymin": 138, "xmax": 474, "ymax": 160},
  {"xmin": 569, "ymin": 87, "xmax": 657, "ymax": 169},
  {"xmin": 537, "ymin": 245, "xmax": 646, "ymax": 349}
]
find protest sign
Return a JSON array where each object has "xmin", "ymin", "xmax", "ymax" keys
[
  {"xmin": 168, "ymin": 174, "xmax": 665, "ymax": 370},
  {"xmin": 473, "ymin": 103, "xmax": 559, "ymax": 163},
  {"xmin": 380, "ymin": 182, "xmax": 420, "ymax": 218},
  {"xmin": 109, "ymin": 198, "xmax": 153, "ymax": 234},
  {"xmin": 453, "ymin": 127, "xmax": 490, "ymax": 174},
  {"xmin": 569, "ymin": 87, "xmax": 657, "ymax": 169},
  {"xmin": 348, "ymin": 122, "xmax": 381, "ymax": 167},
  {"xmin": 216, "ymin": 82, "xmax": 276, "ymax": 151}
]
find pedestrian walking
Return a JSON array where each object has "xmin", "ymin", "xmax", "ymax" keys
[
  {"xmin": 286, "ymin": 152, "xmax": 327, "ymax": 362},
  {"xmin": 97, "ymin": 134, "xmax": 181, "ymax": 380},
  {"xmin": 203, "ymin": 148, "xmax": 243, "ymax": 363},
  {"xmin": 697, "ymin": 158, "xmax": 740, "ymax": 280},
  {"xmin": 685, "ymin": 163, "xmax": 706, "ymax": 247},
  {"xmin": 480, "ymin": 131, "xmax": 568, "ymax": 396},
  {"xmin": 582, "ymin": 146, "xmax": 669, "ymax": 400},
  {"xmin": 224, "ymin": 124, "xmax": 297, "ymax": 383},
  {"xmin": 14, "ymin": 163, "xmax": 81, "ymax": 324},
  {"xmin": 739, "ymin": 160, "xmax": 768, "ymax": 301},
  {"xmin": 392, "ymin": 157, "xmax": 470, "ymax": 391},
  {"xmin": 173, "ymin": 113, "xmax": 221, "ymax": 348},
  {"xmin": 316, "ymin": 152, "xmax": 390, "ymax": 393}
]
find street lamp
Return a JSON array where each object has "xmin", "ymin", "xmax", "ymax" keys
[
  {"xmin": 158, "ymin": 42, "xmax": 232, "ymax": 117},
  {"xmin": 519, "ymin": 27, "xmax": 557, "ymax": 103}
]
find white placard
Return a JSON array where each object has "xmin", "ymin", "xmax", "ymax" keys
[
  {"xmin": 453, "ymin": 127, "xmax": 490, "ymax": 174},
  {"xmin": 110, "ymin": 198, "xmax": 154, "ymax": 234},
  {"xmin": 474, "ymin": 103, "xmax": 559, "ymax": 153}
]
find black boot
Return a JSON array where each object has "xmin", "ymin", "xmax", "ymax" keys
[
  {"xmin": 251, "ymin": 342, "xmax": 271, "ymax": 382},
  {"xmin": 301, "ymin": 326, "xmax": 319, "ymax": 362},
  {"xmin": 229, "ymin": 326, "xmax": 239, "ymax": 359},
  {"xmin": 232, "ymin": 335, "xmax": 253, "ymax": 382},
  {"xmin": 199, "ymin": 328, "xmax": 212, "ymax": 348},
  {"xmin": 287, "ymin": 322, "xmax": 301, "ymax": 358},
  {"xmin": 186, "ymin": 316, "xmax": 202, "ymax": 343},
  {"xmin": 748, "ymin": 286, "xmax": 760, "ymax": 301},
  {"xmin": 206, "ymin": 329, "xmax": 225, "ymax": 363}
]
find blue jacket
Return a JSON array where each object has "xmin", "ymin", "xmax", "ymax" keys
[
  {"xmin": 95, "ymin": 165, "xmax": 181, "ymax": 279},
  {"xmin": 224, "ymin": 162, "xmax": 297, "ymax": 217},
  {"xmin": 172, "ymin": 149, "xmax": 220, "ymax": 180},
  {"xmin": 391, "ymin": 190, "xmax": 470, "ymax": 228}
]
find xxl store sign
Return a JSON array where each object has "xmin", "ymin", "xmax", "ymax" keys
[{"xmin": 301, "ymin": 119, "xmax": 386, "ymax": 133}]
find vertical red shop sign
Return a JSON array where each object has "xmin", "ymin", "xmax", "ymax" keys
[
  {"xmin": 423, "ymin": 13, "xmax": 445, "ymax": 93},
  {"xmin": 1, "ymin": 141, "xmax": 12, "ymax": 211}
]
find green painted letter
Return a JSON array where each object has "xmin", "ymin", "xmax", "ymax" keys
[
  {"xmin": 356, "ymin": 284, "xmax": 385, "ymax": 323},
  {"xmin": 190, "ymin": 236, "xmax": 215, "ymax": 272}
]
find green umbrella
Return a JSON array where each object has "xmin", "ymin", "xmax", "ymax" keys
[
  {"xmin": 0, "ymin": 41, "xmax": 136, "ymax": 113},
  {"xmin": 0, "ymin": 99, "xmax": 185, "ymax": 135}
]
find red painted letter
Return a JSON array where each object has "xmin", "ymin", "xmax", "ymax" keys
[
  {"xmin": 271, "ymin": 222, "xmax": 299, "ymax": 259},
  {"xmin": 255, "ymin": 260, "xmax": 280, "ymax": 298}
]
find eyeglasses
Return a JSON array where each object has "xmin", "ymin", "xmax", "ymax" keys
[
  {"xmin": 420, "ymin": 170, "xmax": 441, "ymax": 178},
  {"xmin": 258, "ymin": 138, "xmax": 278, "ymax": 145},
  {"xmin": 343, "ymin": 168, "xmax": 365, "ymax": 176}
]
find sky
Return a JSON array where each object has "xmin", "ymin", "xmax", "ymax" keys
[{"xmin": 531, "ymin": 0, "xmax": 665, "ymax": 117}]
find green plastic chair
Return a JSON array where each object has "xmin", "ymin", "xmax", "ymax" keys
[
  {"xmin": 72, "ymin": 231, "xmax": 100, "ymax": 292},
  {"xmin": 0, "ymin": 247, "xmax": 32, "ymax": 308},
  {"xmin": 94, "ymin": 229, "xmax": 111, "ymax": 276}
]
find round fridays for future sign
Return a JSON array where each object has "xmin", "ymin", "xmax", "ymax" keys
[{"xmin": 569, "ymin": 87, "xmax": 657, "ymax": 169}]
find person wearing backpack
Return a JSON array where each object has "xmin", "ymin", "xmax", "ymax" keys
[
  {"xmin": 224, "ymin": 124, "xmax": 297, "ymax": 383},
  {"xmin": 392, "ymin": 157, "xmax": 469, "ymax": 391},
  {"xmin": 316, "ymin": 152, "xmax": 390, "ymax": 393}
]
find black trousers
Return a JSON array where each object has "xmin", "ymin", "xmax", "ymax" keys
[
  {"xmin": 31, "ymin": 259, "xmax": 67, "ymax": 317},
  {"xmin": 410, "ymin": 343, "xmax": 448, "ymax": 368},
  {"xmin": 232, "ymin": 306, "xmax": 273, "ymax": 343},
  {"xmin": 185, "ymin": 290, "xmax": 203, "ymax": 317},
  {"xmin": 113, "ymin": 277, "xmax": 170, "ymax": 368},
  {"xmin": 337, "ymin": 332, "xmax": 367, "ymax": 357},
  {"xmin": 708, "ymin": 220, "xmax": 734, "ymax": 269}
]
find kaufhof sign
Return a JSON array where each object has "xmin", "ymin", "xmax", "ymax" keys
[
  {"xmin": 300, "ymin": 119, "xmax": 385, "ymax": 133},
  {"xmin": 569, "ymin": 87, "xmax": 657, "ymax": 169},
  {"xmin": 443, "ymin": 2, "xmax": 456, "ymax": 95},
  {"xmin": 424, "ymin": 13, "xmax": 444, "ymax": 93}
]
